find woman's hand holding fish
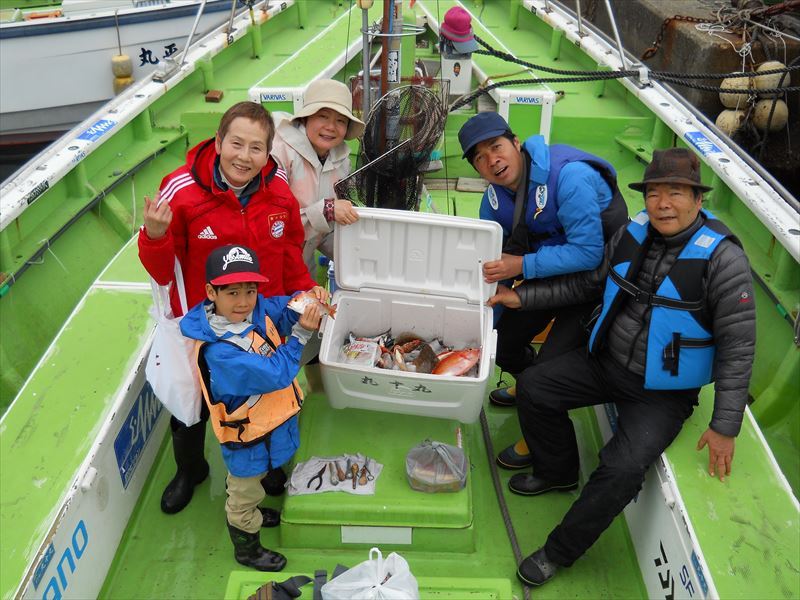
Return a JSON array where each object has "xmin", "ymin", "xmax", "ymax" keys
[
  {"xmin": 309, "ymin": 285, "xmax": 330, "ymax": 304},
  {"xmin": 487, "ymin": 284, "xmax": 521, "ymax": 309},
  {"xmin": 482, "ymin": 253, "xmax": 523, "ymax": 283},
  {"xmin": 333, "ymin": 199, "xmax": 359, "ymax": 225},
  {"xmin": 143, "ymin": 194, "xmax": 172, "ymax": 240},
  {"xmin": 298, "ymin": 302, "xmax": 322, "ymax": 331}
]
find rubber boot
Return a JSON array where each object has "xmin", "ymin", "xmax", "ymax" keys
[
  {"xmin": 160, "ymin": 419, "xmax": 210, "ymax": 514},
  {"xmin": 227, "ymin": 524, "xmax": 287, "ymax": 572},
  {"xmin": 261, "ymin": 466, "xmax": 287, "ymax": 497}
]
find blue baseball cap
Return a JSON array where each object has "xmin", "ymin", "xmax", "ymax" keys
[{"xmin": 458, "ymin": 112, "xmax": 511, "ymax": 159}]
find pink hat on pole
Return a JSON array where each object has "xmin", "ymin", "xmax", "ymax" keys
[{"xmin": 440, "ymin": 6, "xmax": 479, "ymax": 53}]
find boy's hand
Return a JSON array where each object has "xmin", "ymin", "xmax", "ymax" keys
[
  {"xmin": 309, "ymin": 285, "xmax": 330, "ymax": 304},
  {"xmin": 333, "ymin": 199, "xmax": 359, "ymax": 225},
  {"xmin": 299, "ymin": 303, "xmax": 322, "ymax": 331},
  {"xmin": 143, "ymin": 194, "xmax": 172, "ymax": 240}
]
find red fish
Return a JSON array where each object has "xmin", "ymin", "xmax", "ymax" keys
[
  {"xmin": 432, "ymin": 348, "xmax": 481, "ymax": 376},
  {"xmin": 287, "ymin": 291, "xmax": 337, "ymax": 319}
]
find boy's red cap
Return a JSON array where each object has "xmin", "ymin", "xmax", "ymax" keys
[{"xmin": 206, "ymin": 245, "xmax": 269, "ymax": 286}]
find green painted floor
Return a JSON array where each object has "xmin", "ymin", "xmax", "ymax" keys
[{"xmin": 99, "ymin": 384, "xmax": 645, "ymax": 599}]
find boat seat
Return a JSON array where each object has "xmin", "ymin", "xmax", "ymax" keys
[{"xmin": 280, "ymin": 400, "xmax": 474, "ymax": 553}]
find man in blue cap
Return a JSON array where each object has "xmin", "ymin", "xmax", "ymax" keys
[
  {"xmin": 458, "ymin": 112, "xmax": 628, "ymax": 469},
  {"xmin": 486, "ymin": 147, "xmax": 755, "ymax": 586}
]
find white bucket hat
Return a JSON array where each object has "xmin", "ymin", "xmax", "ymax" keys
[{"xmin": 293, "ymin": 79, "xmax": 365, "ymax": 140}]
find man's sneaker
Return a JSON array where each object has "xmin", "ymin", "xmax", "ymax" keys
[
  {"xmin": 496, "ymin": 440, "xmax": 532, "ymax": 469},
  {"xmin": 517, "ymin": 548, "xmax": 559, "ymax": 586},
  {"xmin": 508, "ymin": 473, "xmax": 578, "ymax": 496},
  {"xmin": 260, "ymin": 507, "xmax": 281, "ymax": 528},
  {"xmin": 489, "ymin": 385, "xmax": 516, "ymax": 407}
]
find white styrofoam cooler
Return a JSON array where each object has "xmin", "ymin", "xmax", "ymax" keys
[{"xmin": 319, "ymin": 207, "xmax": 502, "ymax": 423}]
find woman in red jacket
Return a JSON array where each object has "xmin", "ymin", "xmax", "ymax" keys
[{"xmin": 139, "ymin": 101, "xmax": 326, "ymax": 514}]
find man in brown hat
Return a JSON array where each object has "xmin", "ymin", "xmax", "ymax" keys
[{"xmin": 488, "ymin": 148, "xmax": 756, "ymax": 587}]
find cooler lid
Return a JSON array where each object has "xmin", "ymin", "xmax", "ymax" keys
[{"xmin": 333, "ymin": 207, "xmax": 503, "ymax": 303}]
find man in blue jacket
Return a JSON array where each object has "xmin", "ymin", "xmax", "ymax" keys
[{"xmin": 458, "ymin": 112, "xmax": 628, "ymax": 468}]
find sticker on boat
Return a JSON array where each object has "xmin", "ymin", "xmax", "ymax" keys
[
  {"xmin": 77, "ymin": 119, "xmax": 118, "ymax": 143},
  {"xmin": 113, "ymin": 383, "xmax": 163, "ymax": 488},
  {"xmin": 684, "ymin": 131, "xmax": 722, "ymax": 156},
  {"xmin": 22, "ymin": 180, "xmax": 49, "ymax": 205}
]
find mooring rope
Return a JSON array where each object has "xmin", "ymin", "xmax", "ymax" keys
[
  {"xmin": 448, "ymin": 34, "xmax": 800, "ymax": 111},
  {"xmin": 479, "ymin": 407, "xmax": 532, "ymax": 600}
]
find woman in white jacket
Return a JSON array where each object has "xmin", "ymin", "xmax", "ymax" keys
[{"xmin": 271, "ymin": 78, "xmax": 365, "ymax": 277}]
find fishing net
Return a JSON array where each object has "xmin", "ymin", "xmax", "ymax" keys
[{"xmin": 336, "ymin": 83, "xmax": 447, "ymax": 211}]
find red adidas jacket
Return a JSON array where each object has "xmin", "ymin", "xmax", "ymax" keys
[{"xmin": 138, "ymin": 138, "xmax": 316, "ymax": 316}]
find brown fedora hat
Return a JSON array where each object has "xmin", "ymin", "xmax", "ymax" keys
[{"xmin": 629, "ymin": 148, "xmax": 712, "ymax": 193}]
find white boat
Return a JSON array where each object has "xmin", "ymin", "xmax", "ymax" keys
[{"xmin": 0, "ymin": 0, "xmax": 243, "ymax": 145}]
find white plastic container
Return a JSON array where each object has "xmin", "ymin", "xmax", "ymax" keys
[{"xmin": 319, "ymin": 207, "xmax": 502, "ymax": 423}]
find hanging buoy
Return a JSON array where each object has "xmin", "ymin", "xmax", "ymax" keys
[
  {"xmin": 715, "ymin": 109, "xmax": 746, "ymax": 137},
  {"xmin": 719, "ymin": 75, "xmax": 751, "ymax": 108},
  {"xmin": 754, "ymin": 61, "xmax": 787, "ymax": 99},
  {"xmin": 111, "ymin": 54, "xmax": 133, "ymax": 78},
  {"xmin": 752, "ymin": 99, "xmax": 789, "ymax": 131},
  {"xmin": 113, "ymin": 76, "xmax": 135, "ymax": 95}
]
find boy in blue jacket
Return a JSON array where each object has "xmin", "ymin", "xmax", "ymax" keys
[{"xmin": 180, "ymin": 244, "xmax": 322, "ymax": 571}]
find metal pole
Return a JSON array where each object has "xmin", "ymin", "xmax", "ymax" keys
[
  {"xmin": 178, "ymin": 0, "xmax": 209, "ymax": 67},
  {"xmin": 225, "ymin": 0, "xmax": 238, "ymax": 37},
  {"xmin": 114, "ymin": 10, "xmax": 122, "ymax": 54},
  {"xmin": 575, "ymin": 0, "xmax": 583, "ymax": 37},
  {"xmin": 603, "ymin": 0, "xmax": 628, "ymax": 69},
  {"xmin": 380, "ymin": 0, "xmax": 390, "ymax": 99},
  {"xmin": 362, "ymin": 8, "xmax": 371, "ymax": 119}
]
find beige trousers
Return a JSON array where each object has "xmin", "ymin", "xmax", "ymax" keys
[{"xmin": 226, "ymin": 471, "xmax": 267, "ymax": 533}]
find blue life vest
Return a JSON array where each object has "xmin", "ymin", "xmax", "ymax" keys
[
  {"xmin": 588, "ymin": 210, "xmax": 736, "ymax": 390},
  {"xmin": 497, "ymin": 138, "xmax": 628, "ymax": 255}
]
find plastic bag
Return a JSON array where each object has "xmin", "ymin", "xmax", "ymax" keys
[
  {"xmin": 321, "ymin": 547, "xmax": 419, "ymax": 599},
  {"xmin": 145, "ymin": 259, "xmax": 201, "ymax": 426},
  {"xmin": 406, "ymin": 440, "xmax": 467, "ymax": 493},
  {"xmin": 341, "ymin": 340, "xmax": 380, "ymax": 367}
]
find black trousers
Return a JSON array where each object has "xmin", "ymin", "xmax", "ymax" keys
[
  {"xmin": 494, "ymin": 302, "xmax": 596, "ymax": 376},
  {"xmin": 515, "ymin": 348, "xmax": 698, "ymax": 566}
]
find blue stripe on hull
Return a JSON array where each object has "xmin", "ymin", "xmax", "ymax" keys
[{"xmin": 0, "ymin": 0, "xmax": 234, "ymax": 39}]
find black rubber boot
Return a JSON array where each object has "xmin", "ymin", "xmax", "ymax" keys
[
  {"xmin": 227, "ymin": 524, "xmax": 287, "ymax": 572},
  {"xmin": 160, "ymin": 419, "xmax": 210, "ymax": 514},
  {"xmin": 261, "ymin": 466, "xmax": 287, "ymax": 496}
]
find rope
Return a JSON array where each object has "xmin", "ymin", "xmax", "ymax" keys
[
  {"xmin": 450, "ymin": 75, "xmax": 798, "ymax": 112},
  {"xmin": 450, "ymin": 35, "xmax": 800, "ymax": 111},
  {"xmin": 479, "ymin": 408, "xmax": 531, "ymax": 600},
  {"xmin": 343, "ymin": 0, "xmax": 353, "ymax": 84},
  {"xmin": 473, "ymin": 34, "xmax": 800, "ymax": 80},
  {"xmin": 641, "ymin": 0, "xmax": 800, "ymax": 60}
]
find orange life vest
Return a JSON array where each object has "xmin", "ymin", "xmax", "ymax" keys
[{"xmin": 195, "ymin": 315, "xmax": 303, "ymax": 447}]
